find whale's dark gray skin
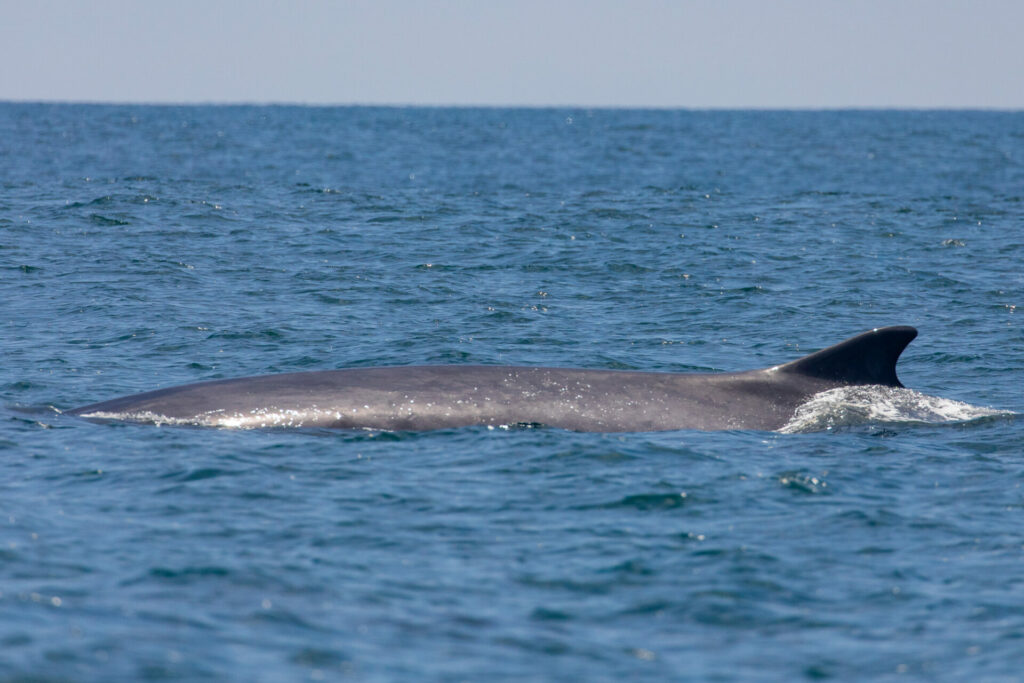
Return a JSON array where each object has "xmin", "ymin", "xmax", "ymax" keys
[{"xmin": 69, "ymin": 326, "xmax": 918, "ymax": 432}]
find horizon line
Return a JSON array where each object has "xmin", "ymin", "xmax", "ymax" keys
[{"xmin": 3, "ymin": 98, "xmax": 1023, "ymax": 113}]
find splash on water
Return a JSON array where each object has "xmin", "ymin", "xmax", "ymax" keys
[{"xmin": 779, "ymin": 385, "xmax": 1011, "ymax": 434}]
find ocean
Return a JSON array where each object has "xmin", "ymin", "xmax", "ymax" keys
[{"xmin": 1, "ymin": 103, "xmax": 1022, "ymax": 680}]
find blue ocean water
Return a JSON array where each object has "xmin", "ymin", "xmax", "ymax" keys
[{"xmin": 2, "ymin": 103, "xmax": 1023, "ymax": 680}]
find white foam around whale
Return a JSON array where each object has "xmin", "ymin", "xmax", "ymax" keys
[{"xmin": 779, "ymin": 386, "xmax": 1011, "ymax": 434}]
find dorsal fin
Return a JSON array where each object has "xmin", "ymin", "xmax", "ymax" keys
[{"xmin": 775, "ymin": 326, "xmax": 917, "ymax": 387}]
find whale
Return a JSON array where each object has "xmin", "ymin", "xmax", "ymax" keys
[
  {"xmin": 70, "ymin": 325, "xmax": 921, "ymax": 432},
  {"xmin": 68, "ymin": 326, "xmax": 918, "ymax": 432},
  {"xmin": 69, "ymin": 326, "xmax": 918, "ymax": 432}
]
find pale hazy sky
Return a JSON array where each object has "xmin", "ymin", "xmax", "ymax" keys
[{"xmin": 2, "ymin": 0, "xmax": 1022, "ymax": 108}]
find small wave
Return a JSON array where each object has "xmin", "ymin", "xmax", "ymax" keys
[{"xmin": 779, "ymin": 386, "xmax": 1012, "ymax": 434}]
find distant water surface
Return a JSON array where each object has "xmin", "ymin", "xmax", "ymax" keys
[{"xmin": 2, "ymin": 104, "xmax": 1023, "ymax": 681}]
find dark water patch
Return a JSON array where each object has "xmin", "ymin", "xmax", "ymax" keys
[
  {"xmin": 289, "ymin": 647, "xmax": 352, "ymax": 670},
  {"xmin": 206, "ymin": 328, "xmax": 288, "ymax": 341},
  {"xmin": 593, "ymin": 492, "xmax": 692, "ymax": 511},
  {"xmin": 173, "ymin": 467, "xmax": 239, "ymax": 483},
  {"xmin": 598, "ymin": 559, "xmax": 657, "ymax": 576},
  {"xmin": 67, "ymin": 195, "xmax": 115, "ymax": 208},
  {"xmin": 144, "ymin": 566, "xmax": 232, "ymax": 583},
  {"xmin": 88, "ymin": 213, "xmax": 130, "ymax": 226},
  {"xmin": 245, "ymin": 606, "xmax": 322, "ymax": 632},
  {"xmin": 530, "ymin": 607, "xmax": 575, "ymax": 622}
]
